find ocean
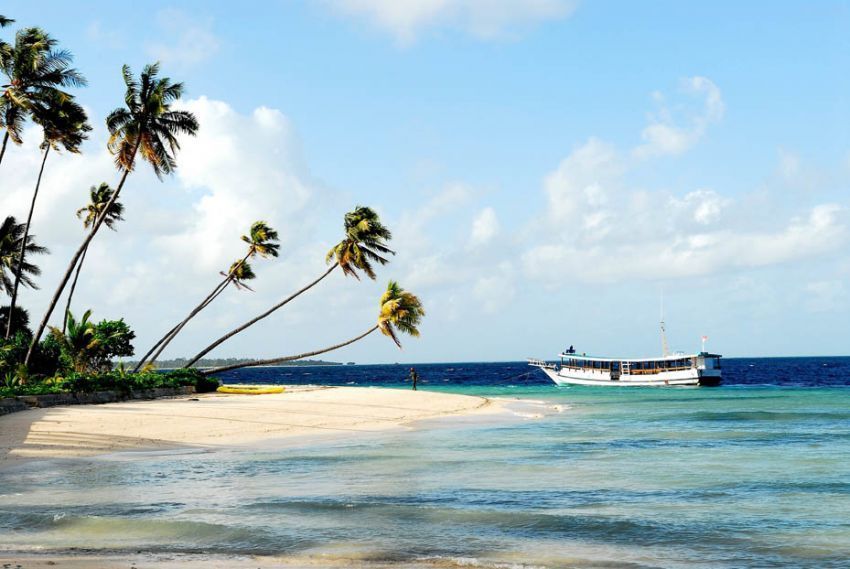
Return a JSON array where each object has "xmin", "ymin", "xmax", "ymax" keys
[{"xmin": 1, "ymin": 357, "xmax": 849, "ymax": 568}]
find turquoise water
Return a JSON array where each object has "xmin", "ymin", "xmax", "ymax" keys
[{"xmin": 1, "ymin": 375, "xmax": 849, "ymax": 567}]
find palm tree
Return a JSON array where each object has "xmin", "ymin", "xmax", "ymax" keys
[
  {"xmin": 201, "ymin": 280, "xmax": 424, "ymax": 376},
  {"xmin": 184, "ymin": 206, "xmax": 393, "ymax": 368},
  {"xmin": 5, "ymin": 93, "xmax": 90, "ymax": 339},
  {"xmin": 25, "ymin": 63, "xmax": 198, "ymax": 365},
  {"xmin": 326, "ymin": 206, "xmax": 394, "ymax": 279},
  {"xmin": 0, "ymin": 16, "xmax": 13, "ymax": 28},
  {"xmin": 0, "ymin": 216, "xmax": 47, "ymax": 298},
  {"xmin": 134, "ymin": 221, "xmax": 279, "ymax": 372},
  {"xmin": 49, "ymin": 309, "xmax": 99, "ymax": 374},
  {"xmin": 61, "ymin": 183, "xmax": 124, "ymax": 333},
  {"xmin": 0, "ymin": 27, "xmax": 85, "ymax": 166}
]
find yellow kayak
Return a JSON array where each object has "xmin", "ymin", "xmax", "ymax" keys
[{"xmin": 217, "ymin": 385, "xmax": 285, "ymax": 395}]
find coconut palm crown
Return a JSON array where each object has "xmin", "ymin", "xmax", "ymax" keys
[
  {"xmin": 106, "ymin": 63, "xmax": 198, "ymax": 176},
  {"xmin": 32, "ymin": 90, "xmax": 91, "ymax": 153},
  {"xmin": 241, "ymin": 221, "xmax": 280, "ymax": 259},
  {"xmin": 326, "ymin": 206, "xmax": 394, "ymax": 280},
  {"xmin": 0, "ymin": 27, "xmax": 86, "ymax": 148},
  {"xmin": 0, "ymin": 216, "xmax": 47, "ymax": 296},
  {"xmin": 378, "ymin": 281, "xmax": 424, "ymax": 348},
  {"xmin": 223, "ymin": 260, "xmax": 256, "ymax": 291},
  {"xmin": 77, "ymin": 183, "xmax": 124, "ymax": 231}
]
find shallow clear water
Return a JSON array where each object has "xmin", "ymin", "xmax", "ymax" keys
[{"xmin": 1, "ymin": 359, "xmax": 849, "ymax": 568}]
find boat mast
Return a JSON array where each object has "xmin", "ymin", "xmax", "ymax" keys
[{"xmin": 660, "ymin": 289, "xmax": 670, "ymax": 357}]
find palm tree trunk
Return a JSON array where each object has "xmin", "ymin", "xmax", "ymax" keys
[
  {"xmin": 133, "ymin": 252, "xmax": 252, "ymax": 371},
  {"xmin": 185, "ymin": 263, "xmax": 338, "ymax": 368},
  {"xmin": 201, "ymin": 325, "xmax": 377, "ymax": 376},
  {"xmin": 25, "ymin": 140, "xmax": 141, "ymax": 366},
  {"xmin": 62, "ymin": 242, "xmax": 89, "ymax": 334},
  {"xmin": 0, "ymin": 132, "xmax": 10, "ymax": 167},
  {"xmin": 5, "ymin": 145, "xmax": 50, "ymax": 340},
  {"xmin": 131, "ymin": 275, "xmax": 231, "ymax": 372}
]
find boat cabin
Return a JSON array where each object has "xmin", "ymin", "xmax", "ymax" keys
[{"xmin": 558, "ymin": 352, "xmax": 721, "ymax": 376}]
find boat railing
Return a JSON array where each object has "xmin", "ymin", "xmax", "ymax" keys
[
  {"xmin": 627, "ymin": 365, "xmax": 695, "ymax": 375},
  {"xmin": 527, "ymin": 358, "xmax": 557, "ymax": 370}
]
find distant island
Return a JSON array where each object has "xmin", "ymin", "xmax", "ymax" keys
[{"xmin": 126, "ymin": 358, "xmax": 345, "ymax": 370}]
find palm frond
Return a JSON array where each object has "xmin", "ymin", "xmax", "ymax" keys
[
  {"xmin": 106, "ymin": 63, "xmax": 197, "ymax": 175},
  {"xmin": 376, "ymin": 281, "xmax": 425, "ymax": 349}
]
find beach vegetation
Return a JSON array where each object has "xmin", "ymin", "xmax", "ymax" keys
[
  {"xmin": 0, "ymin": 26, "xmax": 86, "ymax": 165},
  {"xmin": 25, "ymin": 62, "xmax": 199, "ymax": 365},
  {"xmin": 1, "ymin": 17, "xmax": 424, "ymax": 400},
  {"xmin": 5, "ymin": 92, "xmax": 91, "ymax": 338},
  {"xmin": 0, "ymin": 305, "xmax": 29, "ymax": 337},
  {"xmin": 48, "ymin": 311, "xmax": 134, "ymax": 374},
  {"xmin": 0, "ymin": 216, "xmax": 48, "ymax": 298}
]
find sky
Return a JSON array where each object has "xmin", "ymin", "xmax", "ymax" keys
[{"xmin": 1, "ymin": 0, "xmax": 849, "ymax": 363}]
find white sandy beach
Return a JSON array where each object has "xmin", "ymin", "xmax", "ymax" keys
[{"xmin": 0, "ymin": 386, "xmax": 502, "ymax": 465}]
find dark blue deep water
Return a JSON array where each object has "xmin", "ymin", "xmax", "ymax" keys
[{"xmin": 216, "ymin": 356, "xmax": 850, "ymax": 389}]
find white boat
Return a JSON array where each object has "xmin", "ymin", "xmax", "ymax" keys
[
  {"xmin": 529, "ymin": 352, "xmax": 722, "ymax": 387},
  {"xmin": 529, "ymin": 313, "xmax": 721, "ymax": 387}
]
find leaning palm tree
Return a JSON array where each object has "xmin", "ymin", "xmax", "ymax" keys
[
  {"xmin": 0, "ymin": 216, "xmax": 47, "ymax": 298},
  {"xmin": 61, "ymin": 183, "xmax": 124, "ymax": 333},
  {"xmin": 25, "ymin": 63, "xmax": 198, "ymax": 365},
  {"xmin": 184, "ymin": 206, "xmax": 393, "ymax": 368},
  {"xmin": 0, "ymin": 27, "xmax": 86, "ymax": 166},
  {"xmin": 5, "ymin": 93, "xmax": 90, "ymax": 339},
  {"xmin": 133, "ymin": 221, "xmax": 279, "ymax": 371},
  {"xmin": 200, "ymin": 280, "xmax": 424, "ymax": 376}
]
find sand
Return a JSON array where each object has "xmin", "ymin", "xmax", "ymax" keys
[{"xmin": 0, "ymin": 386, "xmax": 500, "ymax": 465}]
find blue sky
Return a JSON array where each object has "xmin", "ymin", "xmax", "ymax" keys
[{"xmin": 2, "ymin": 1, "xmax": 849, "ymax": 362}]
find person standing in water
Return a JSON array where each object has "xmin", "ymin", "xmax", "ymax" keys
[{"xmin": 409, "ymin": 367, "xmax": 419, "ymax": 391}]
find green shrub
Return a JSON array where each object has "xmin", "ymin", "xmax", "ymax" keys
[
  {"xmin": 0, "ymin": 366, "xmax": 218, "ymax": 398},
  {"xmin": 0, "ymin": 331, "xmax": 31, "ymax": 375},
  {"xmin": 162, "ymin": 368, "xmax": 220, "ymax": 393}
]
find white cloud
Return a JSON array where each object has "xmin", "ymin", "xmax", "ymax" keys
[
  {"xmin": 469, "ymin": 206, "xmax": 499, "ymax": 247},
  {"xmin": 163, "ymin": 97, "xmax": 316, "ymax": 273},
  {"xmin": 524, "ymin": 203, "xmax": 847, "ymax": 284},
  {"xmin": 670, "ymin": 189, "xmax": 729, "ymax": 225},
  {"xmin": 543, "ymin": 137, "xmax": 620, "ymax": 224},
  {"xmin": 147, "ymin": 9, "xmax": 220, "ymax": 67},
  {"xmin": 387, "ymin": 186, "xmax": 517, "ymax": 318},
  {"xmin": 634, "ymin": 76, "xmax": 724, "ymax": 159},
  {"xmin": 321, "ymin": 0, "xmax": 576, "ymax": 44},
  {"xmin": 524, "ymin": 78, "xmax": 848, "ymax": 286}
]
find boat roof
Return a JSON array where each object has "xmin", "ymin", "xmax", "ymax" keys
[{"xmin": 558, "ymin": 352, "xmax": 721, "ymax": 363}]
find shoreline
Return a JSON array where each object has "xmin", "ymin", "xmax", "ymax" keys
[{"xmin": 0, "ymin": 386, "xmax": 504, "ymax": 467}]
